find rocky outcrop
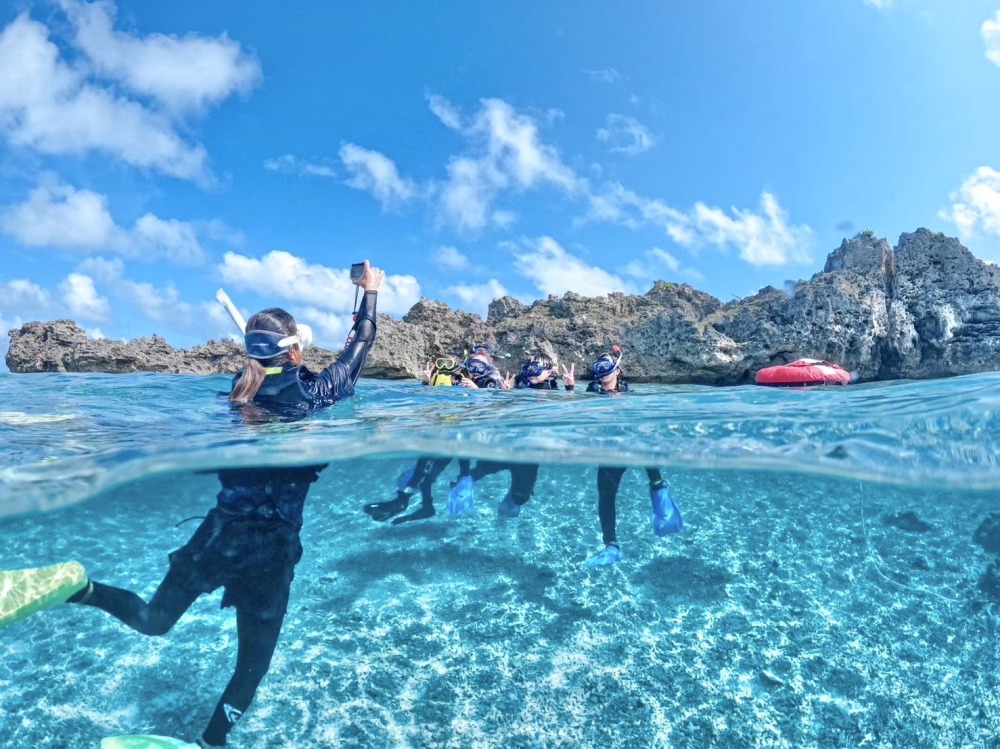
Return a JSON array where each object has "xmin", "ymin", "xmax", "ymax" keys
[{"xmin": 8, "ymin": 228, "xmax": 1000, "ymax": 383}]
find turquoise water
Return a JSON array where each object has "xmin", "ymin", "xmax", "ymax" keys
[{"xmin": 1, "ymin": 372, "xmax": 999, "ymax": 747}]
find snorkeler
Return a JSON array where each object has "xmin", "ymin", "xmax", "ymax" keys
[
  {"xmin": 512, "ymin": 353, "xmax": 575, "ymax": 391},
  {"xmin": 583, "ymin": 346, "xmax": 684, "ymax": 567},
  {"xmin": 364, "ymin": 344, "xmax": 507, "ymax": 524},
  {"xmin": 0, "ymin": 261, "xmax": 385, "ymax": 748}
]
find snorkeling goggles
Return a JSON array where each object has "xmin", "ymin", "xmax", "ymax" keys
[
  {"xmin": 590, "ymin": 345, "xmax": 623, "ymax": 379},
  {"xmin": 521, "ymin": 360, "xmax": 551, "ymax": 379},
  {"xmin": 470, "ymin": 343, "xmax": 495, "ymax": 358},
  {"xmin": 464, "ymin": 356, "xmax": 493, "ymax": 378},
  {"xmin": 216, "ymin": 289, "xmax": 313, "ymax": 360},
  {"xmin": 430, "ymin": 353, "xmax": 465, "ymax": 387}
]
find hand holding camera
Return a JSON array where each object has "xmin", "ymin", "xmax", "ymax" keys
[{"xmin": 351, "ymin": 260, "xmax": 384, "ymax": 292}]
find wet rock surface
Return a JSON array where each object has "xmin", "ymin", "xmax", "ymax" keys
[{"xmin": 8, "ymin": 229, "xmax": 1000, "ymax": 382}]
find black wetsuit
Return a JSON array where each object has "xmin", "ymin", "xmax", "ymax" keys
[
  {"xmin": 586, "ymin": 376, "xmax": 662, "ymax": 547},
  {"xmin": 513, "ymin": 373, "xmax": 574, "ymax": 390},
  {"xmin": 73, "ymin": 291, "xmax": 379, "ymax": 747}
]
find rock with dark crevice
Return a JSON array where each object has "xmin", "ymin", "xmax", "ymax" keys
[{"xmin": 8, "ymin": 228, "xmax": 1000, "ymax": 382}]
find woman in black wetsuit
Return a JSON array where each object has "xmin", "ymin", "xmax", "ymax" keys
[
  {"xmin": 1, "ymin": 262, "xmax": 384, "ymax": 748},
  {"xmin": 584, "ymin": 347, "xmax": 684, "ymax": 567}
]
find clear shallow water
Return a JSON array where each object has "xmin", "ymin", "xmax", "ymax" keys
[{"xmin": 1, "ymin": 373, "xmax": 999, "ymax": 747}]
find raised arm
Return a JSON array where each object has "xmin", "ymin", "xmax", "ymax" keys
[{"xmin": 301, "ymin": 261, "xmax": 385, "ymax": 403}]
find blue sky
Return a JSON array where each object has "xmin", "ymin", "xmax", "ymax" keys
[{"xmin": 3, "ymin": 0, "xmax": 1000, "ymax": 355}]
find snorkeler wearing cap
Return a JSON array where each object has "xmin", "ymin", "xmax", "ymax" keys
[
  {"xmin": 583, "ymin": 346, "xmax": 684, "ymax": 567},
  {"xmin": 0, "ymin": 262, "xmax": 385, "ymax": 748}
]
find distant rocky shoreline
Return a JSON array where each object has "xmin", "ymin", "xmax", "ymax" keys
[{"xmin": 7, "ymin": 228, "xmax": 1000, "ymax": 384}]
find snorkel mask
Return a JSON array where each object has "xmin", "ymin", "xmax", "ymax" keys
[
  {"xmin": 590, "ymin": 346, "xmax": 623, "ymax": 379},
  {"xmin": 470, "ymin": 343, "xmax": 495, "ymax": 359},
  {"xmin": 217, "ymin": 288, "xmax": 312, "ymax": 359},
  {"xmin": 465, "ymin": 356, "xmax": 493, "ymax": 378},
  {"xmin": 521, "ymin": 360, "xmax": 550, "ymax": 379}
]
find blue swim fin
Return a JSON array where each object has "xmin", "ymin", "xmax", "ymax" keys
[
  {"xmin": 447, "ymin": 475, "xmax": 475, "ymax": 516},
  {"xmin": 585, "ymin": 544, "xmax": 623, "ymax": 568},
  {"xmin": 650, "ymin": 485, "xmax": 683, "ymax": 536},
  {"xmin": 396, "ymin": 465, "xmax": 417, "ymax": 492}
]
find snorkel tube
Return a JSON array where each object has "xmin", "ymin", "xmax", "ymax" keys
[{"xmin": 216, "ymin": 288, "xmax": 313, "ymax": 352}]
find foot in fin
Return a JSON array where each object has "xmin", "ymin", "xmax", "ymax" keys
[
  {"xmin": 101, "ymin": 737, "xmax": 202, "ymax": 749},
  {"xmin": 497, "ymin": 492, "xmax": 522, "ymax": 519},
  {"xmin": 585, "ymin": 544, "xmax": 623, "ymax": 568},
  {"xmin": 447, "ymin": 475, "xmax": 475, "ymax": 517},
  {"xmin": 649, "ymin": 484, "xmax": 684, "ymax": 536},
  {"xmin": 363, "ymin": 493, "xmax": 411, "ymax": 522},
  {"xmin": 391, "ymin": 504, "xmax": 436, "ymax": 525},
  {"xmin": 0, "ymin": 560, "xmax": 87, "ymax": 628}
]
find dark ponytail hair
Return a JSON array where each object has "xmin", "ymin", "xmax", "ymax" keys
[{"xmin": 230, "ymin": 308, "xmax": 300, "ymax": 402}]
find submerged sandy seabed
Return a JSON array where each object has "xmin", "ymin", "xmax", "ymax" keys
[{"xmin": 0, "ymin": 460, "xmax": 996, "ymax": 748}]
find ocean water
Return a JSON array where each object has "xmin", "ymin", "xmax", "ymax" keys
[{"xmin": 1, "ymin": 371, "xmax": 999, "ymax": 748}]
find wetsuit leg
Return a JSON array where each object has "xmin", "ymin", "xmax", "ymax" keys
[
  {"xmin": 470, "ymin": 461, "xmax": 505, "ymax": 481},
  {"xmin": 509, "ymin": 464, "xmax": 540, "ymax": 505},
  {"xmin": 645, "ymin": 468, "xmax": 664, "ymax": 488},
  {"xmin": 201, "ymin": 607, "xmax": 285, "ymax": 747},
  {"xmin": 72, "ymin": 566, "xmax": 201, "ymax": 636},
  {"xmin": 391, "ymin": 458, "xmax": 453, "ymax": 525},
  {"xmin": 597, "ymin": 466, "xmax": 627, "ymax": 546}
]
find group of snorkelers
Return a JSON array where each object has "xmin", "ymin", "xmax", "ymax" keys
[
  {"xmin": 364, "ymin": 341, "xmax": 684, "ymax": 568},
  {"xmin": 0, "ymin": 260, "xmax": 681, "ymax": 747}
]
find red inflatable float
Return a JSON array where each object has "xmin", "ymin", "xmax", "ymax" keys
[{"xmin": 755, "ymin": 358, "xmax": 853, "ymax": 387}]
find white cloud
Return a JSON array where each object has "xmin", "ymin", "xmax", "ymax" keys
[
  {"xmin": 584, "ymin": 186, "xmax": 812, "ymax": 267},
  {"xmin": 76, "ymin": 255, "xmax": 199, "ymax": 329},
  {"xmin": 864, "ymin": 0, "xmax": 893, "ymax": 8},
  {"xmin": 339, "ymin": 143, "xmax": 417, "ymax": 210},
  {"xmin": 428, "ymin": 94, "xmax": 464, "ymax": 131},
  {"xmin": 0, "ymin": 179, "xmax": 206, "ymax": 263},
  {"xmin": 0, "ymin": 279, "xmax": 55, "ymax": 313},
  {"xmin": 264, "ymin": 154, "xmax": 336, "ymax": 178},
  {"xmin": 445, "ymin": 279, "xmax": 508, "ymax": 317},
  {"xmin": 433, "ymin": 245, "xmax": 471, "ymax": 271},
  {"xmin": 59, "ymin": 0, "xmax": 261, "ymax": 114},
  {"xmin": 434, "ymin": 97, "xmax": 585, "ymax": 231},
  {"xmin": 59, "ymin": 272, "xmax": 110, "ymax": 321},
  {"xmin": 0, "ymin": 13, "xmax": 210, "ymax": 181},
  {"xmin": 219, "ymin": 250, "xmax": 421, "ymax": 316},
  {"xmin": 941, "ymin": 166, "xmax": 1000, "ymax": 236},
  {"xmin": 597, "ymin": 114, "xmax": 656, "ymax": 156},
  {"xmin": 983, "ymin": 11, "xmax": 1000, "ymax": 67},
  {"xmin": 297, "ymin": 307, "xmax": 352, "ymax": 348},
  {"xmin": 513, "ymin": 236, "xmax": 635, "ymax": 297},
  {"xmin": 583, "ymin": 68, "xmax": 622, "ymax": 84},
  {"xmin": 86, "ymin": 327, "xmax": 105, "ymax": 339}
]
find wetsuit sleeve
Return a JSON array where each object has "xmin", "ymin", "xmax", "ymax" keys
[{"xmin": 299, "ymin": 291, "xmax": 378, "ymax": 403}]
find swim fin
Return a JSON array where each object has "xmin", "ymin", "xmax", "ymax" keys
[
  {"xmin": 447, "ymin": 475, "xmax": 475, "ymax": 517},
  {"xmin": 585, "ymin": 544, "xmax": 623, "ymax": 568},
  {"xmin": 497, "ymin": 492, "xmax": 522, "ymax": 519},
  {"xmin": 396, "ymin": 465, "xmax": 417, "ymax": 492},
  {"xmin": 650, "ymin": 485, "xmax": 684, "ymax": 536},
  {"xmin": 0, "ymin": 560, "xmax": 87, "ymax": 628},
  {"xmin": 363, "ymin": 493, "xmax": 411, "ymax": 522},
  {"xmin": 101, "ymin": 737, "xmax": 201, "ymax": 749}
]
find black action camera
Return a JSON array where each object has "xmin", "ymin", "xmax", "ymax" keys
[{"xmin": 350, "ymin": 262, "xmax": 365, "ymax": 281}]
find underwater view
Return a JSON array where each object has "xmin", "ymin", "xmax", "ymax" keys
[{"xmin": 1, "ymin": 371, "xmax": 999, "ymax": 747}]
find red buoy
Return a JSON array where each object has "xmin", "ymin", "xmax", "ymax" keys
[{"xmin": 755, "ymin": 358, "xmax": 853, "ymax": 387}]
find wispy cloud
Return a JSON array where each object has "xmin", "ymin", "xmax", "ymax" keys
[
  {"xmin": 219, "ymin": 250, "xmax": 421, "ymax": 316},
  {"xmin": 59, "ymin": 272, "xmax": 110, "ymax": 322},
  {"xmin": 339, "ymin": 143, "xmax": 418, "ymax": 211},
  {"xmin": 0, "ymin": 178, "xmax": 206, "ymax": 264},
  {"xmin": 983, "ymin": 11, "xmax": 1000, "ymax": 66},
  {"xmin": 0, "ymin": 3, "xmax": 259, "ymax": 182},
  {"xmin": 584, "ymin": 186, "xmax": 812, "ymax": 266},
  {"xmin": 58, "ymin": 0, "xmax": 261, "ymax": 114},
  {"xmin": 940, "ymin": 166, "xmax": 1000, "ymax": 237},
  {"xmin": 863, "ymin": 0, "xmax": 893, "ymax": 9},
  {"xmin": 433, "ymin": 245, "xmax": 471, "ymax": 271},
  {"xmin": 512, "ymin": 236, "xmax": 636, "ymax": 297},
  {"xmin": 597, "ymin": 114, "xmax": 656, "ymax": 156},
  {"xmin": 583, "ymin": 67, "xmax": 623, "ymax": 84},
  {"xmin": 264, "ymin": 154, "xmax": 336, "ymax": 178},
  {"xmin": 445, "ymin": 279, "xmax": 508, "ymax": 317}
]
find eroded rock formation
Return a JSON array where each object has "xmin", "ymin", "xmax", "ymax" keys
[{"xmin": 8, "ymin": 229, "xmax": 1000, "ymax": 384}]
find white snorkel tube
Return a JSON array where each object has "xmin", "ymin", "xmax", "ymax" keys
[{"xmin": 216, "ymin": 288, "xmax": 312, "ymax": 351}]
